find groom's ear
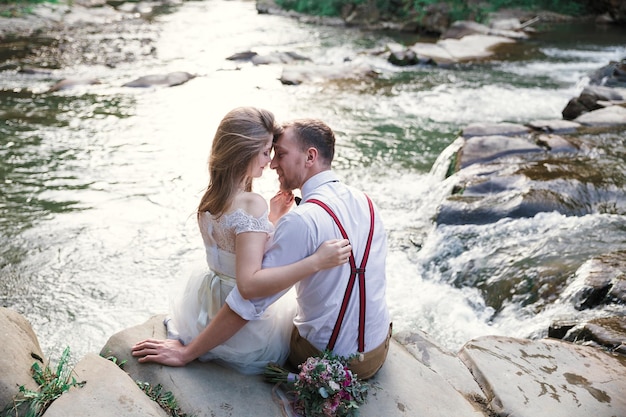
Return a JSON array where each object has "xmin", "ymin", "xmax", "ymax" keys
[{"xmin": 304, "ymin": 147, "xmax": 318, "ymax": 166}]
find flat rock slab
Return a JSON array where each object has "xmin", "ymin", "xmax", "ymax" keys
[
  {"xmin": 44, "ymin": 353, "xmax": 168, "ymax": 417},
  {"xmin": 411, "ymin": 34, "xmax": 515, "ymax": 64},
  {"xmin": 462, "ymin": 122, "xmax": 531, "ymax": 138},
  {"xmin": 361, "ymin": 337, "xmax": 482, "ymax": 417},
  {"xmin": 458, "ymin": 135, "xmax": 542, "ymax": 169},
  {"xmin": 122, "ymin": 71, "xmax": 196, "ymax": 88},
  {"xmin": 102, "ymin": 315, "xmax": 482, "ymax": 417},
  {"xmin": 527, "ymin": 119, "xmax": 581, "ymax": 134},
  {"xmin": 394, "ymin": 330, "xmax": 484, "ymax": 399},
  {"xmin": 458, "ymin": 336, "xmax": 626, "ymax": 417},
  {"xmin": 574, "ymin": 105, "xmax": 626, "ymax": 126}
]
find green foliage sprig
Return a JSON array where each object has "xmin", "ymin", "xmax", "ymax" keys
[
  {"xmin": 3, "ymin": 347, "xmax": 85, "ymax": 417},
  {"xmin": 136, "ymin": 382, "xmax": 196, "ymax": 417}
]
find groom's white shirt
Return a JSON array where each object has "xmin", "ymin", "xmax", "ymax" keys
[{"xmin": 226, "ymin": 171, "xmax": 390, "ymax": 357}]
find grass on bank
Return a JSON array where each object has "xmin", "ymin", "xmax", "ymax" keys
[
  {"xmin": 3, "ymin": 349, "xmax": 193, "ymax": 417},
  {"xmin": 0, "ymin": 0, "xmax": 58, "ymax": 17},
  {"xmin": 275, "ymin": 0, "xmax": 587, "ymax": 21},
  {"xmin": 104, "ymin": 353, "xmax": 195, "ymax": 417},
  {"xmin": 136, "ymin": 382, "xmax": 196, "ymax": 417},
  {"xmin": 2, "ymin": 347, "xmax": 85, "ymax": 417}
]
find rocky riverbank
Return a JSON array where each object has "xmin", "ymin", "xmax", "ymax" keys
[{"xmin": 2, "ymin": 307, "xmax": 625, "ymax": 417}]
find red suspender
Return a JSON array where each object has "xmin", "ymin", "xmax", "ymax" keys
[{"xmin": 306, "ymin": 195, "xmax": 375, "ymax": 353}]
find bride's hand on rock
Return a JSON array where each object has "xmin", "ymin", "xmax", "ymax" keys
[
  {"xmin": 314, "ymin": 238, "xmax": 351, "ymax": 270},
  {"xmin": 131, "ymin": 338, "xmax": 189, "ymax": 367}
]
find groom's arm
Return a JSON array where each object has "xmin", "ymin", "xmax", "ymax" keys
[{"xmin": 131, "ymin": 304, "xmax": 247, "ymax": 366}]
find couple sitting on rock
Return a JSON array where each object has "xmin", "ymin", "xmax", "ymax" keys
[{"xmin": 131, "ymin": 107, "xmax": 392, "ymax": 379}]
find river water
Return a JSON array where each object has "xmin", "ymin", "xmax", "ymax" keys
[{"xmin": 1, "ymin": 0, "xmax": 625, "ymax": 361}]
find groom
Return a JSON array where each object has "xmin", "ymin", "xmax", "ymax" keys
[{"xmin": 132, "ymin": 118, "xmax": 391, "ymax": 379}]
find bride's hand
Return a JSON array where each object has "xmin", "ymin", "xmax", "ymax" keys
[
  {"xmin": 131, "ymin": 338, "xmax": 190, "ymax": 366},
  {"xmin": 314, "ymin": 239, "xmax": 352, "ymax": 270},
  {"xmin": 269, "ymin": 190, "xmax": 295, "ymax": 224}
]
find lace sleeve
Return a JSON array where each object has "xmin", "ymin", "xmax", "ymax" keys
[{"xmin": 224, "ymin": 209, "xmax": 273, "ymax": 235}]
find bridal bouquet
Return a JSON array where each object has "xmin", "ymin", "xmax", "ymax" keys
[{"xmin": 264, "ymin": 351, "xmax": 369, "ymax": 417}]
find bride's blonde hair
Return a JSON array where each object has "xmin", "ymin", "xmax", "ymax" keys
[{"xmin": 198, "ymin": 107, "xmax": 281, "ymax": 217}]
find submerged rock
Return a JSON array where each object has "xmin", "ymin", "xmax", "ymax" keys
[
  {"xmin": 122, "ymin": 71, "xmax": 195, "ymax": 88},
  {"xmin": 47, "ymin": 77, "xmax": 102, "ymax": 92}
]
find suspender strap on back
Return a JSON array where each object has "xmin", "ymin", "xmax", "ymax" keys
[{"xmin": 306, "ymin": 195, "xmax": 375, "ymax": 353}]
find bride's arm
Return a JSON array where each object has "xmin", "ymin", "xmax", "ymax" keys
[
  {"xmin": 131, "ymin": 303, "xmax": 247, "ymax": 366},
  {"xmin": 235, "ymin": 192, "xmax": 351, "ymax": 299},
  {"xmin": 235, "ymin": 232, "xmax": 350, "ymax": 300}
]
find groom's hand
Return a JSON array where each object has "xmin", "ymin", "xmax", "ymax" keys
[{"xmin": 131, "ymin": 338, "xmax": 189, "ymax": 367}]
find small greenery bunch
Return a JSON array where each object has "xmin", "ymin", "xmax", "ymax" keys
[
  {"xmin": 265, "ymin": 351, "xmax": 369, "ymax": 417},
  {"xmin": 4, "ymin": 347, "xmax": 85, "ymax": 417},
  {"xmin": 136, "ymin": 382, "xmax": 194, "ymax": 417}
]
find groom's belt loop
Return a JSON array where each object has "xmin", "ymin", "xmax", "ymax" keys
[{"xmin": 305, "ymin": 195, "xmax": 375, "ymax": 353}]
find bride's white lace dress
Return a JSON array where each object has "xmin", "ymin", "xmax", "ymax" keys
[{"xmin": 165, "ymin": 208, "xmax": 295, "ymax": 374}]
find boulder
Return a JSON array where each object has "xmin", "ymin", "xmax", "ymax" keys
[
  {"xmin": 436, "ymin": 34, "xmax": 516, "ymax": 62},
  {"xmin": 534, "ymin": 134, "xmax": 579, "ymax": 153},
  {"xmin": 574, "ymin": 105, "xmax": 626, "ymax": 126},
  {"xmin": 527, "ymin": 119, "xmax": 581, "ymax": 134},
  {"xmin": 408, "ymin": 33, "xmax": 516, "ymax": 65},
  {"xmin": 43, "ymin": 353, "xmax": 169, "ymax": 417},
  {"xmin": 459, "ymin": 336, "xmax": 626, "ymax": 417},
  {"xmin": 461, "ymin": 122, "xmax": 531, "ymax": 138},
  {"xmin": 101, "ymin": 315, "xmax": 286, "ymax": 417},
  {"xmin": 409, "ymin": 43, "xmax": 456, "ymax": 65},
  {"xmin": 0, "ymin": 307, "xmax": 45, "ymax": 412},
  {"xmin": 251, "ymin": 51, "xmax": 311, "ymax": 65},
  {"xmin": 561, "ymin": 250, "xmax": 626, "ymax": 310},
  {"xmin": 47, "ymin": 77, "xmax": 102, "ymax": 92},
  {"xmin": 2, "ymin": 308, "xmax": 626, "ymax": 417},
  {"xmin": 122, "ymin": 71, "xmax": 195, "ymax": 88},
  {"xmin": 394, "ymin": 330, "xmax": 484, "ymax": 399},
  {"xmin": 563, "ymin": 316, "xmax": 626, "ymax": 353},
  {"xmin": 442, "ymin": 19, "xmax": 528, "ymax": 40},
  {"xmin": 457, "ymin": 135, "xmax": 541, "ymax": 169},
  {"xmin": 101, "ymin": 315, "xmax": 483, "ymax": 417},
  {"xmin": 433, "ymin": 123, "xmax": 625, "ymax": 226},
  {"xmin": 562, "ymin": 85, "xmax": 626, "ymax": 120}
]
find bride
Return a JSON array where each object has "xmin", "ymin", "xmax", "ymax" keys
[{"xmin": 132, "ymin": 107, "xmax": 350, "ymax": 374}]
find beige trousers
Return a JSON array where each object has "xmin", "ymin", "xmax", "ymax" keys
[{"xmin": 288, "ymin": 323, "xmax": 392, "ymax": 380}]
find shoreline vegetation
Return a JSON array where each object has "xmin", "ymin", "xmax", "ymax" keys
[
  {"xmin": 270, "ymin": 0, "xmax": 590, "ymax": 19},
  {"xmin": 1, "ymin": 0, "xmax": 625, "ymax": 34}
]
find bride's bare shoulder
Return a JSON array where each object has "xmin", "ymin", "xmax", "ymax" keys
[{"xmin": 230, "ymin": 192, "xmax": 268, "ymax": 218}]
